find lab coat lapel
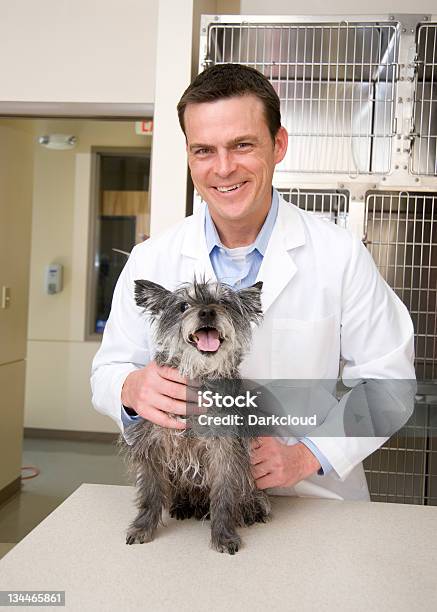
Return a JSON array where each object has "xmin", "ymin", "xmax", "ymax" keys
[
  {"xmin": 179, "ymin": 195, "xmax": 305, "ymax": 314},
  {"xmin": 256, "ymin": 195, "xmax": 306, "ymax": 315},
  {"xmin": 180, "ymin": 202, "xmax": 217, "ymax": 282}
]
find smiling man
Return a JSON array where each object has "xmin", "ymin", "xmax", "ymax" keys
[
  {"xmin": 91, "ymin": 64, "xmax": 415, "ymax": 500},
  {"xmin": 183, "ymin": 93, "xmax": 288, "ymax": 246}
]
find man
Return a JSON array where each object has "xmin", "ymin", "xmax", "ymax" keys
[{"xmin": 91, "ymin": 63, "xmax": 415, "ymax": 500}]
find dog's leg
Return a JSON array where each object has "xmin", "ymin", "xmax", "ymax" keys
[
  {"xmin": 234, "ymin": 437, "xmax": 271, "ymax": 526},
  {"xmin": 190, "ymin": 487, "xmax": 210, "ymax": 521},
  {"xmin": 169, "ymin": 488, "xmax": 195, "ymax": 520},
  {"xmin": 170, "ymin": 491, "xmax": 210, "ymax": 520},
  {"xmin": 126, "ymin": 462, "xmax": 164, "ymax": 545},
  {"xmin": 170, "ymin": 482, "xmax": 210, "ymax": 520},
  {"xmin": 207, "ymin": 440, "xmax": 244, "ymax": 555},
  {"xmin": 240, "ymin": 490, "xmax": 271, "ymax": 526},
  {"xmin": 209, "ymin": 491, "xmax": 241, "ymax": 554}
]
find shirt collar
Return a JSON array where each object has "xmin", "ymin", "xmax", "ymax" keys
[{"xmin": 204, "ymin": 188, "xmax": 279, "ymax": 256}]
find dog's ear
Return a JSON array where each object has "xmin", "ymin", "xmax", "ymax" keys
[
  {"xmin": 237, "ymin": 281, "xmax": 263, "ymax": 324},
  {"xmin": 134, "ymin": 280, "xmax": 172, "ymax": 317}
]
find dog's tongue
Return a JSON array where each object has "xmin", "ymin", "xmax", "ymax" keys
[{"xmin": 195, "ymin": 329, "xmax": 220, "ymax": 352}]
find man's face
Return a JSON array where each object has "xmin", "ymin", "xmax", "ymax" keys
[{"xmin": 184, "ymin": 94, "xmax": 288, "ymax": 225}]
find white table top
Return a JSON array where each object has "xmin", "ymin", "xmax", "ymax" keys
[{"xmin": 0, "ymin": 483, "xmax": 436, "ymax": 611}]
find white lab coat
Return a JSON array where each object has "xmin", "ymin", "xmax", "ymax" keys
[{"xmin": 91, "ymin": 192, "xmax": 415, "ymax": 501}]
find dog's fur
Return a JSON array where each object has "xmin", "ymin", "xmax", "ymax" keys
[{"xmin": 117, "ymin": 279, "xmax": 271, "ymax": 554}]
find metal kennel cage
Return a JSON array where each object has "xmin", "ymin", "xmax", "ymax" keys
[
  {"xmin": 362, "ymin": 191, "xmax": 437, "ymax": 503},
  {"xmin": 277, "ymin": 188, "xmax": 349, "ymax": 226},
  {"xmin": 199, "ymin": 13, "xmax": 437, "ymax": 504},
  {"xmin": 412, "ymin": 23, "xmax": 437, "ymax": 176}
]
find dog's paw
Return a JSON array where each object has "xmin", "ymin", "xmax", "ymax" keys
[
  {"xmin": 240, "ymin": 496, "xmax": 271, "ymax": 526},
  {"xmin": 241, "ymin": 506, "xmax": 270, "ymax": 526},
  {"xmin": 211, "ymin": 534, "xmax": 241, "ymax": 555},
  {"xmin": 125, "ymin": 528, "xmax": 154, "ymax": 545},
  {"xmin": 169, "ymin": 503, "xmax": 195, "ymax": 520}
]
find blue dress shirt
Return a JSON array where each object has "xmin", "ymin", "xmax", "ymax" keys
[
  {"xmin": 204, "ymin": 187, "xmax": 278, "ymax": 287},
  {"xmin": 121, "ymin": 188, "xmax": 332, "ymax": 476}
]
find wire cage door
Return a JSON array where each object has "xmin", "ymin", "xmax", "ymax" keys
[
  {"xmin": 277, "ymin": 188, "xmax": 349, "ymax": 225},
  {"xmin": 411, "ymin": 23, "xmax": 437, "ymax": 176},
  {"xmin": 363, "ymin": 191, "xmax": 437, "ymax": 504}
]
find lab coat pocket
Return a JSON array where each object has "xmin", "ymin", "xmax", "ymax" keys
[{"xmin": 271, "ymin": 315, "xmax": 337, "ymax": 378}]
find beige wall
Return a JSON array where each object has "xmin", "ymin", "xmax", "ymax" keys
[
  {"xmin": 0, "ymin": 0, "xmax": 158, "ymax": 104},
  {"xmin": 0, "ymin": 120, "xmax": 34, "ymax": 490},
  {"xmin": 24, "ymin": 120, "xmax": 151, "ymax": 433},
  {"xmin": 241, "ymin": 0, "xmax": 436, "ymax": 13}
]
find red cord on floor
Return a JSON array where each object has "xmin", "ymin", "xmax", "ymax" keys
[{"xmin": 21, "ymin": 466, "xmax": 40, "ymax": 480}]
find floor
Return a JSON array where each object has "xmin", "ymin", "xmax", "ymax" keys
[{"xmin": 0, "ymin": 437, "xmax": 130, "ymax": 560}]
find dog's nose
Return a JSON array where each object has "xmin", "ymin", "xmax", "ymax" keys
[{"xmin": 198, "ymin": 307, "xmax": 216, "ymax": 321}]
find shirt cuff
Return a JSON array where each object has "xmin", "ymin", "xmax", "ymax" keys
[
  {"xmin": 121, "ymin": 405, "xmax": 142, "ymax": 427},
  {"xmin": 299, "ymin": 437, "xmax": 333, "ymax": 476}
]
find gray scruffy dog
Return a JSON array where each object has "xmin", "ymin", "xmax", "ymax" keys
[{"xmin": 118, "ymin": 279, "xmax": 271, "ymax": 554}]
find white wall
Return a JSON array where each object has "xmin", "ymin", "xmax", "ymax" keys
[
  {"xmin": 241, "ymin": 0, "xmax": 436, "ymax": 14},
  {"xmin": 0, "ymin": 0, "xmax": 158, "ymax": 104},
  {"xmin": 150, "ymin": 0, "xmax": 241, "ymax": 236},
  {"xmin": 149, "ymin": 0, "xmax": 194, "ymax": 236}
]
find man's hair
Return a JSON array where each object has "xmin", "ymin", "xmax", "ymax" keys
[{"xmin": 177, "ymin": 63, "xmax": 281, "ymax": 142}]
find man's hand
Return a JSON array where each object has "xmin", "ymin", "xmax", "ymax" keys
[
  {"xmin": 250, "ymin": 438, "xmax": 321, "ymax": 489},
  {"xmin": 121, "ymin": 361, "xmax": 198, "ymax": 429}
]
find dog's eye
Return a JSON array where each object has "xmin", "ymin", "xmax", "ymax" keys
[{"xmin": 180, "ymin": 302, "xmax": 190, "ymax": 312}]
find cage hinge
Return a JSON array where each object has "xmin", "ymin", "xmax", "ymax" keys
[{"xmin": 202, "ymin": 57, "xmax": 213, "ymax": 69}]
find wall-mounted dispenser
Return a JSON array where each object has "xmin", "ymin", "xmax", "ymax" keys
[{"xmin": 45, "ymin": 264, "xmax": 63, "ymax": 294}]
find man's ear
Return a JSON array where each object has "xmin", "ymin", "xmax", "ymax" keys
[
  {"xmin": 237, "ymin": 281, "xmax": 263, "ymax": 325},
  {"xmin": 134, "ymin": 280, "xmax": 172, "ymax": 317},
  {"xmin": 274, "ymin": 126, "xmax": 288, "ymax": 164}
]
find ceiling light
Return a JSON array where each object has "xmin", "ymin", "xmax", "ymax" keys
[{"xmin": 38, "ymin": 134, "xmax": 77, "ymax": 150}]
